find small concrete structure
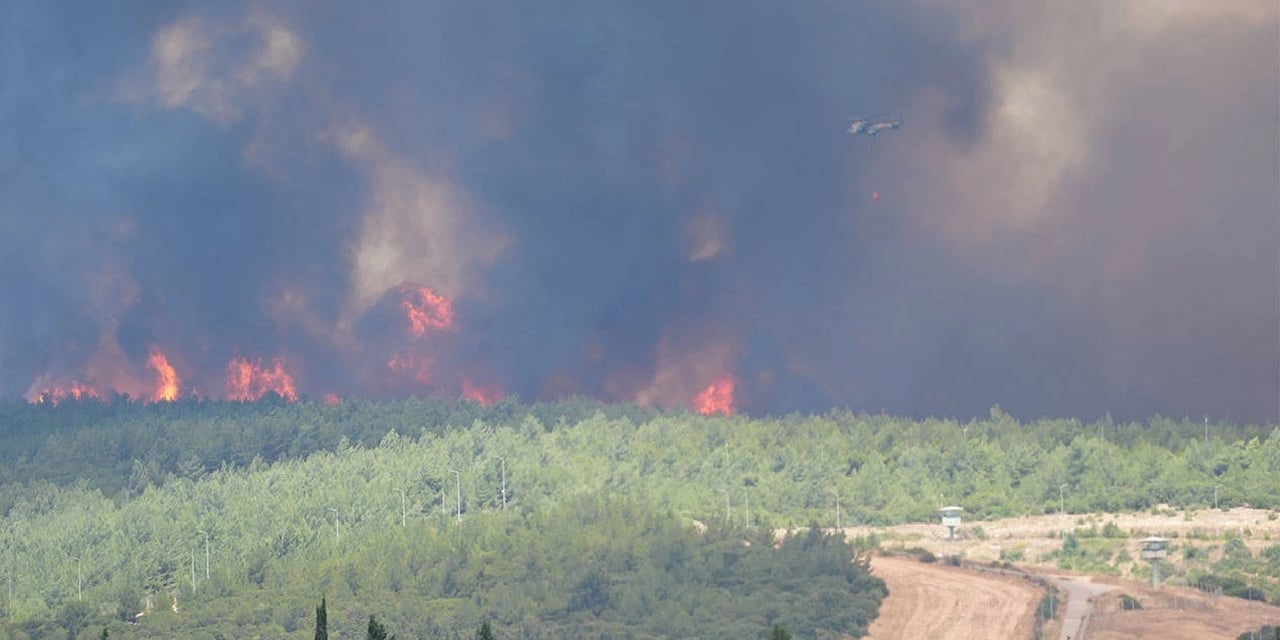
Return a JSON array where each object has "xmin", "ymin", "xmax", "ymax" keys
[
  {"xmin": 939, "ymin": 506, "xmax": 963, "ymax": 541},
  {"xmin": 1138, "ymin": 537, "xmax": 1169, "ymax": 588}
]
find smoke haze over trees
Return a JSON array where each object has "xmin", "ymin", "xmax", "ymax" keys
[{"xmin": 1, "ymin": 1, "xmax": 1276, "ymax": 421}]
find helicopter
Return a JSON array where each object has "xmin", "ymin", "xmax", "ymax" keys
[{"xmin": 847, "ymin": 115, "xmax": 901, "ymax": 137}]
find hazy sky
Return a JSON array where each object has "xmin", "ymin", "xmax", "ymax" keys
[{"xmin": 2, "ymin": 1, "xmax": 1277, "ymax": 422}]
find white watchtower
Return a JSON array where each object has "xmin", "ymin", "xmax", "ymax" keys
[
  {"xmin": 1139, "ymin": 537, "xmax": 1169, "ymax": 588},
  {"xmin": 939, "ymin": 506, "xmax": 963, "ymax": 541}
]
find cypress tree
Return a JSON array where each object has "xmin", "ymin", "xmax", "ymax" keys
[{"xmin": 314, "ymin": 596, "xmax": 327, "ymax": 640}]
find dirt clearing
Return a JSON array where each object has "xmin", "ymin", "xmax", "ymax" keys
[
  {"xmin": 866, "ymin": 555, "xmax": 1041, "ymax": 640},
  {"xmin": 840, "ymin": 507, "xmax": 1280, "ymax": 567},
  {"xmin": 1084, "ymin": 583, "xmax": 1280, "ymax": 639}
]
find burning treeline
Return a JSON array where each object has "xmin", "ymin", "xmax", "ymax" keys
[{"xmin": 25, "ymin": 283, "xmax": 736, "ymax": 415}]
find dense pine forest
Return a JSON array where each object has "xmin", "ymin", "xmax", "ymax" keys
[{"xmin": 0, "ymin": 397, "xmax": 1277, "ymax": 638}]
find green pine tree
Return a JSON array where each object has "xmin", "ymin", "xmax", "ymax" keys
[
  {"xmin": 367, "ymin": 614, "xmax": 394, "ymax": 640},
  {"xmin": 314, "ymin": 596, "xmax": 327, "ymax": 640},
  {"xmin": 769, "ymin": 623, "xmax": 792, "ymax": 640},
  {"xmin": 476, "ymin": 620, "xmax": 495, "ymax": 640}
]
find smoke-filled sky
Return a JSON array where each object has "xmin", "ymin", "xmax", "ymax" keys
[{"xmin": 2, "ymin": 1, "xmax": 1277, "ymax": 422}]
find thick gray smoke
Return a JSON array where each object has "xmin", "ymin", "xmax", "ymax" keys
[{"xmin": 1, "ymin": 1, "xmax": 1276, "ymax": 421}]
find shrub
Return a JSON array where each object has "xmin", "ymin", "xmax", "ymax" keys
[
  {"xmin": 1117, "ymin": 594, "xmax": 1142, "ymax": 610},
  {"xmin": 1076, "ymin": 525, "xmax": 1100, "ymax": 539},
  {"xmin": 1000, "ymin": 548, "xmax": 1025, "ymax": 563},
  {"xmin": 1224, "ymin": 538, "xmax": 1251, "ymax": 558},
  {"xmin": 1195, "ymin": 572, "xmax": 1268, "ymax": 602},
  {"xmin": 1062, "ymin": 534, "xmax": 1080, "ymax": 556},
  {"xmin": 1233, "ymin": 625, "xmax": 1276, "ymax": 640},
  {"xmin": 1036, "ymin": 590, "xmax": 1061, "ymax": 620}
]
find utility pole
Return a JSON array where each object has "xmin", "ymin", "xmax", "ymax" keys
[
  {"xmin": 190, "ymin": 545, "xmax": 196, "ymax": 595},
  {"xmin": 1060, "ymin": 484, "xmax": 1068, "ymax": 515},
  {"xmin": 491, "ymin": 456, "xmax": 506, "ymax": 511},
  {"xmin": 1214, "ymin": 485, "xmax": 1220, "ymax": 510},
  {"xmin": 450, "ymin": 469, "xmax": 461, "ymax": 522},
  {"xmin": 328, "ymin": 508, "xmax": 340, "ymax": 545},
  {"xmin": 1204, "ymin": 416, "xmax": 1209, "ymax": 442},
  {"xmin": 197, "ymin": 530, "xmax": 209, "ymax": 580},
  {"xmin": 73, "ymin": 556, "xmax": 81, "ymax": 602},
  {"xmin": 1248, "ymin": 587, "xmax": 1254, "ymax": 639}
]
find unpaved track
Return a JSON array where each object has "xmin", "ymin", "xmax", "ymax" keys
[
  {"xmin": 866, "ymin": 555, "xmax": 1041, "ymax": 640},
  {"xmin": 1048, "ymin": 575, "xmax": 1114, "ymax": 640}
]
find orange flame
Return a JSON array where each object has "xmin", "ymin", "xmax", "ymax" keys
[
  {"xmin": 225, "ymin": 357, "xmax": 298, "ymax": 402},
  {"xmin": 323, "ymin": 392, "xmax": 341, "ymax": 406},
  {"xmin": 693, "ymin": 375, "xmax": 735, "ymax": 415},
  {"xmin": 388, "ymin": 353, "xmax": 434, "ymax": 385},
  {"xmin": 147, "ymin": 348, "xmax": 181, "ymax": 402},
  {"xmin": 29, "ymin": 380, "xmax": 103, "ymax": 406},
  {"xmin": 399, "ymin": 285, "xmax": 454, "ymax": 338},
  {"xmin": 461, "ymin": 379, "xmax": 503, "ymax": 406}
]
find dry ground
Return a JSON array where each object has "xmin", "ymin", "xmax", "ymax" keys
[
  {"xmin": 865, "ymin": 555, "xmax": 1041, "ymax": 640},
  {"xmin": 768, "ymin": 506, "xmax": 1280, "ymax": 637},
  {"xmin": 1086, "ymin": 581, "xmax": 1280, "ymax": 639},
  {"xmin": 784, "ymin": 507, "xmax": 1280, "ymax": 639},
  {"xmin": 836, "ymin": 507, "xmax": 1280, "ymax": 568}
]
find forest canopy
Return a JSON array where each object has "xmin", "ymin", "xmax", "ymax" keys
[{"xmin": 0, "ymin": 398, "xmax": 1276, "ymax": 637}]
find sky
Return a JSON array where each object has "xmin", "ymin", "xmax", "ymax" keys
[{"xmin": 1, "ymin": 1, "xmax": 1277, "ymax": 422}]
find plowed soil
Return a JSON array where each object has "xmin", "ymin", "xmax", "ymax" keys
[
  {"xmin": 1085, "ymin": 582, "xmax": 1280, "ymax": 640},
  {"xmin": 865, "ymin": 555, "xmax": 1041, "ymax": 640},
  {"xmin": 818, "ymin": 507, "xmax": 1280, "ymax": 640}
]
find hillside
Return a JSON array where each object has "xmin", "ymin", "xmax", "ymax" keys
[{"xmin": 0, "ymin": 399, "xmax": 1276, "ymax": 637}]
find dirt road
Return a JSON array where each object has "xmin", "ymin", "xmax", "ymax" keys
[
  {"xmin": 866, "ymin": 555, "xmax": 1042, "ymax": 640},
  {"xmin": 1048, "ymin": 575, "xmax": 1114, "ymax": 640}
]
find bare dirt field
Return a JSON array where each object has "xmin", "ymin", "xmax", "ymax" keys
[
  {"xmin": 1086, "ymin": 582, "xmax": 1280, "ymax": 639},
  {"xmin": 842, "ymin": 507, "xmax": 1280, "ymax": 640},
  {"xmin": 839, "ymin": 507, "xmax": 1280, "ymax": 568},
  {"xmin": 865, "ymin": 554, "xmax": 1042, "ymax": 640}
]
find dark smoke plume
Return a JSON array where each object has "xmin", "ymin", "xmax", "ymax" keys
[{"xmin": 1, "ymin": 1, "xmax": 1276, "ymax": 421}]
